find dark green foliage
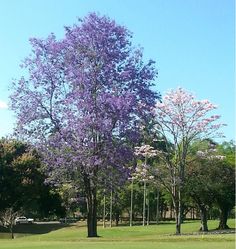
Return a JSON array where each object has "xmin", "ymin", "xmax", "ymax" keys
[
  {"xmin": 0, "ymin": 138, "xmax": 65, "ymax": 218},
  {"xmin": 185, "ymin": 140, "xmax": 235, "ymax": 230}
]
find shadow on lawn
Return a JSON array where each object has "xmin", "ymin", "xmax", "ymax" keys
[{"xmin": 0, "ymin": 223, "xmax": 76, "ymax": 235}]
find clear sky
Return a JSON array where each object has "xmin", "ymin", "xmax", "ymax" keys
[{"xmin": 0, "ymin": 0, "xmax": 234, "ymax": 141}]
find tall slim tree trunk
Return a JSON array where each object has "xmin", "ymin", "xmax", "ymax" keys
[
  {"xmin": 142, "ymin": 181, "xmax": 146, "ymax": 226},
  {"xmin": 176, "ymin": 205, "xmax": 181, "ymax": 234},
  {"xmin": 175, "ymin": 188, "xmax": 182, "ymax": 235},
  {"xmin": 130, "ymin": 178, "xmax": 134, "ymax": 226},
  {"xmin": 170, "ymin": 205, "xmax": 173, "ymax": 219},
  {"xmin": 217, "ymin": 208, "xmax": 230, "ymax": 230},
  {"xmin": 191, "ymin": 208, "xmax": 195, "ymax": 220},
  {"xmin": 84, "ymin": 176, "xmax": 98, "ymax": 237},
  {"xmin": 156, "ymin": 188, "xmax": 160, "ymax": 224},
  {"xmin": 147, "ymin": 189, "xmax": 150, "ymax": 226},
  {"xmin": 175, "ymin": 160, "xmax": 185, "ymax": 235},
  {"xmin": 172, "ymin": 166, "xmax": 181, "ymax": 234},
  {"xmin": 199, "ymin": 206, "xmax": 208, "ymax": 232},
  {"xmin": 109, "ymin": 189, "xmax": 113, "ymax": 228},
  {"xmin": 103, "ymin": 194, "xmax": 106, "ymax": 228}
]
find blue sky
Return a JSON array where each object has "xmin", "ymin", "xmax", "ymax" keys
[{"xmin": 0, "ymin": 0, "xmax": 234, "ymax": 141}]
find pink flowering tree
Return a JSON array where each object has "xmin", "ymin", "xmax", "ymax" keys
[
  {"xmin": 133, "ymin": 145, "xmax": 156, "ymax": 226},
  {"xmin": 154, "ymin": 87, "xmax": 225, "ymax": 234}
]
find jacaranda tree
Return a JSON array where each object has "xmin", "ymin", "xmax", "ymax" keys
[
  {"xmin": 153, "ymin": 88, "xmax": 225, "ymax": 234},
  {"xmin": 10, "ymin": 13, "xmax": 159, "ymax": 237}
]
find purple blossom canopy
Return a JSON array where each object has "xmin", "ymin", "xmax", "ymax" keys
[{"xmin": 10, "ymin": 13, "xmax": 159, "ymax": 185}]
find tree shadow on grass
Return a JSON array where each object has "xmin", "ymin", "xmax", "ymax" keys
[{"xmin": 0, "ymin": 223, "xmax": 75, "ymax": 235}]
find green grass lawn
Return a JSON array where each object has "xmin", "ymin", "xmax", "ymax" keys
[{"xmin": 0, "ymin": 219, "xmax": 235, "ymax": 249}]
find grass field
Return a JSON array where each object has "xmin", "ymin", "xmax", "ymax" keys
[{"xmin": 0, "ymin": 219, "xmax": 235, "ymax": 249}]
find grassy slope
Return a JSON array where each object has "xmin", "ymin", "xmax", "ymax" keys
[{"xmin": 0, "ymin": 219, "xmax": 235, "ymax": 249}]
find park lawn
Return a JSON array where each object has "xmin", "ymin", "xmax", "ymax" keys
[{"xmin": 0, "ymin": 219, "xmax": 234, "ymax": 249}]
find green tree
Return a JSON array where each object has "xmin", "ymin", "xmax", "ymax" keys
[
  {"xmin": 0, "ymin": 139, "xmax": 65, "ymax": 218},
  {"xmin": 214, "ymin": 142, "xmax": 235, "ymax": 229},
  {"xmin": 185, "ymin": 140, "xmax": 235, "ymax": 231},
  {"xmin": 185, "ymin": 158, "xmax": 214, "ymax": 231}
]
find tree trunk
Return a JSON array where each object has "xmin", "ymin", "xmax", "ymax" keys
[
  {"xmin": 130, "ymin": 178, "xmax": 134, "ymax": 226},
  {"xmin": 142, "ymin": 181, "xmax": 146, "ymax": 226},
  {"xmin": 10, "ymin": 226, "xmax": 14, "ymax": 239},
  {"xmin": 115, "ymin": 211, "xmax": 119, "ymax": 226},
  {"xmin": 175, "ymin": 190, "xmax": 182, "ymax": 235},
  {"xmin": 147, "ymin": 188, "xmax": 149, "ymax": 226},
  {"xmin": 170, "ymin": 205, "xmax": 173, "ymax": 219},
  {"xmin": 156, "ymin": 189, "xmax": 160, "ymax": 224},
  {"xmin": 109, "ymin": 189, "xmax": 113, "ymax": 228},
  {"xmin": 199, "ymin": 206, "xmax": 208, "ymax": 232},
  {"xmin": 191, "ymin": 208, "xmax": 195, "ymax": 220},
  {"xmin": 217, "ymin": 208, "xmax": 230, "ymax": 230},
  {"xmin": 103, "ymin": 194, "xmax": 106, "ymax": 228},
  {"xmin": 176, "ymin": 210, "xmax": 181, "ymax": 234},
  {"xmin": 84, "ymin": 176, "xmax": 98, "ymax": 237}
]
